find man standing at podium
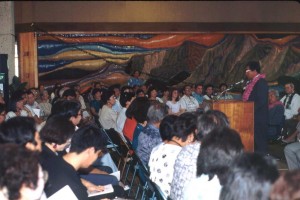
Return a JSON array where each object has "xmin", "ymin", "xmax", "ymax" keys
[{"xmin": 243, "ymin": 61, "xmax": 269, "ymax": 155}]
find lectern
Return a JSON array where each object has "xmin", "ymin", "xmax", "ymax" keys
[{"xmin": 212, "ymin": 100, "xmax": 254, "ymax": 152}]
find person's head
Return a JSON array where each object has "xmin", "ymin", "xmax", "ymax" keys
[
  {"xmin": 62, "ymin": 89, "xmax": 76, "ymax": 101},
  {"xmin": 69, "ymin": 124, "xmax": 107, "ymax": 168},
  {"xmin": 183, "ymin": 85, "xmax": 192, "ymax": 96},
  {"xmin": 119, "ymin": 92, "xmax": 135, "ymax": 108},
  {"xmin": 197, "ymin": 127, "xmax": 244, "ymax": 185},
  {"xmin": 270, "ymin": 170, "xmax": 300, "ymax": 200},
  {"xmin": 101, "ymin": 90, "xmax": 116, "ymax": 107},
  {"xmin": 0, "ymin": 117, "xmax": 41, "ymax": 152},
  {"xmin": 40, "ymin": 89, "xmax": 50, "ymax": 101},
  {"xmin": 171, "ymin": 112, "xmax": 198, "ymax": 146},
  {"xmin": 50, "ymin": 100, "xmax": 82, "ymax": 126},
  {"xmin": 26, "ymin": 90, "xmax": 36, "ymax": 106},
  {"xmin": 0, "ymin": 103, "xmax": 6, "ymax": 124},
  {"xmin": 120, "ymin": 85, "xmax": 132, "ymax": 94},
  {"xmin": 147, "ymin": 102, "xmax": 168, "ymax": 125},
  {"xmin": 220, "ymin": 152, "xmax": 279, "ymax": 200},
  {"xmin": 92, "ymin": 88, "xmax": 102, "ymax": 100},
  {"xmin": 40, "ymin": 115, "xmax": 75, "ymax": 152},
  {"xmin": 135, "ymin": 89, "xmax": 145, "ymax": 97},
  {"xmin": 169, "ymin": 87, "xmax": 180, "ymax": 101},
  {"xmin": 195, "ymin": 84, "xmax": 203, "ymax": 95},
  {"xmin": 109, "ymin": 84, "xmax": 121, "ymax": 98},
  {"xmin": 196, "ymin": 110, "xmax": 230, "ymax": 140},
  {"xmin": 147, "ymin": 86, "xmax": 158, "ymax": 99},
  {"xmin": 38, "ymin": 84, "xmax": 44, "ymax": 92},
  {"xmin": 126, "ymin": 97, "xmax": 150, "ymax": 123},
  {"xmin": 162, "ymin": 88, "xmax": 170, "ymax": 97},
  {"xmin": 133, "ymin": 70, "xmax": 140, "ymax": 78},
  {"xmin": 284, "ymin": 82, "xmax": 295, "ymax": 95},
  {"xmin": 0, "ymin": 144, "xmax": 45, "ymax": 200},
  {"xmin": 9, "ymin": 94, "xmax": 24, "ymax": 113},
  {"xmin": 245, "ymin": 61, "xmax": 261, "ymax": 80},
  {"xmin": 268, "ymin": 89, "xmax": 280, "ymax": 104},
  {"xmin": 219, "ymin": 83, "xmax": 228, "ymax": 92},
  {"xmin": 159, "ymin": 115, "xmax": 179, "ymax": 141},
  {"xmin": 141, "ymin": 84, "xmax": 148, "ymax": 93},
  {"xmin": 205, "ymin": 84, "xmax": 214, "ymax": 96}
]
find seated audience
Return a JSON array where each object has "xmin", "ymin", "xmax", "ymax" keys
[
  {"xmin": 184, "ymin": 127, "xmax": 244, "ymax": 200},
  {"xmin": 6, "ymin": 92, "xmax": 33, "ymax": 120},
  {"xmin": 99, "ymin": 90, "xmax": 118, "ymax": 130},
  {"xmin": 179, "ymin": 85, "xmax": 199, "ymax": 112},
  {"xmin": 147, "ymin": 86, "xmax": 163, "ymax": 103},
  {"xmin": 170, "ymin": 110, "xmax": 229, "ymax": 200},
  {"xmin": 219, "ymin": 153, "xmax": 279, "ymax": 200},
  {"xmin": 280, "ymin": 83, "xmax": 300, "ymax": 138},
  {"xmin": 136, "ymin": 102, "xmax": 168, "ymax": 165},
  {"xmin": 217, "ymin": 83, "xmax": 233, "ymax": 100},
  {"xmin": 203, "ymin": 84, "xmax": 215, "ymax": 100},
  {"xmin": 0, "ymin": 144, "xmax": 46, "ymax": 200},
  {"xmin": 89, "ymin": 88, "xmax": 104, "ymax": 124},
  {"xmin": 115, "ymin": 92, "xmax": 135, "ymax": 141},
  {"xmin": 267, "ymin": 89, "xmax": 284, "ymax": 141},
  {"xmin": 166, "ymin": 88, "xmax": 183, "ymax": 115},
  {"xmin": 44, "ymin": 124, "xmax": 123, "ymax": 199},
  {"xmin": 39, "ymin": 89, "xmax": 52, "ymax": 120},
  {"xmin": 149, "ymin": 112, "xmax": 196, "ymax": 198},
  {"xmin": 0, "ymin": 116, "xmax": 42, "ymax": 152},
  {"xmin": 25, "ymin": 90, "xmax": 44, "ymax": 124}
]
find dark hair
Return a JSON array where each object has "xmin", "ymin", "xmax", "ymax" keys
[
  {"xmin": 197, "ymin": 127, "xmax": 244, "ymax": 185},
  {"xmin": 196, "ymin": 110, "xmax": 229, "ymax": 140},
  {"xmin": 69, "ymin": 124, "xmax": 107, "ymax": 154},
  {"xmin": 120, "ymin": 92, "xmax": 135, "ymax": 108},
  {"xmin": 135, "ymin": 89, "xmax": 144, "ymax": 96},
  {"xmin": 120, "ymin": 85, "xmax": 133, "ymax": 94},
  {"xmin": 126, "ymin": 97, "xmax": 150, "ymax": 123},
  {"xmin": 246, "ymin": 61, "xmax": 261, "ymax": 73},
  {"xmin": 0, "ymin": 103, "xmax": 6, "ymax": 114},
  {"xmin": 92, "ymin": 88, "xmax": 102, "ymax": 96},
  {"xmin": 159, "ymin": 115, "xmax": 179, "ymax": 141},
  {"xmin": 9, "ymin": 91, "xmax": 25, "ymax": 112},
  {"xmin": 195, "ymin": 83, "xmax": 204, "ymax": 88},
  {"xmin": 101, "ymin": 89, "xmax": 115, "ymax": 104},
  {"xmin": 40, "ymin": 115, "xmax": 75, "ymax": 144},
  {"xmin": 147, "ymin": 102, "xmax": 168, "ymax": 124},
  {"xmin": 147, "ymin": 86, "xmax": 157, "ymax": 98},
  {"xmin": 62, "ymin": 88, "xmax": 76, "ymax": 98},
  {"xmin": 0, "ymin": 144, "xmax": 40, "ymax": 200},
  {"xmin": 169, "ymin": 87, "xmax": 180, "ymax": 101},
  {"xmin": 50, "ymin": 100, "xmax": 81, "ymax": 119},
  {"xmin": 172, "ymin": 112, "xmax": 198, "ymax": 142},
  {"xmin": 220, "ymin": 153, "xmax": 279, "ymax": 200},
  {"xmin": 0, "ymin": 117, "xmax": 37, "ymax": 146},
  {"xmin": 204, "ymin": 84, "xmax": 214, "ymax": 91}
]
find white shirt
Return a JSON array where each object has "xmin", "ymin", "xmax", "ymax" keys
[
  {"xmin": 6, "ymin": 110, "xmax": 28, "ymax": 120},
  {"xmin": 149, "ymin": 143, "xmax": 182, "ymax": 198},
  {"xmin": 99, "ymin": 105, "xmax": 118, "ymax": 130},
  {"xmin": 115, "ymin": 107, "xmax": 127, "ymax": 141},
  {"xmin": 280, "ymin": 93, "xmax": 300, "ymax": 119},
  {"xmin": 184, "ymin": 174, "xmax": 221, "ymax": 200},
  {"xmin": 179, "ymin": 95, "xmax": 199, "ymax": 112},
  {"xmin": 166, "ymin": 101, "xmax": 181, "ymax": 114}
]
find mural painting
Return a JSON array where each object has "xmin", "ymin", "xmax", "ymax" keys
[{"xmin": 37, "ymin": 33, "xmax": 300, "ymax": 94}]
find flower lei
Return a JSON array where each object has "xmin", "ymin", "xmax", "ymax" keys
[{"xmin": 242, "ymin": 74, "xmax": 266, "ymax": 101}]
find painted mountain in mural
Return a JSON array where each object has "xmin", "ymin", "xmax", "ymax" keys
[{"xmin": 37, "ymin": 33, "xmax": 300, "ymax": 92}]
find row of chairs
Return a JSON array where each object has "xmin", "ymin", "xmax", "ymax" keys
[{"xmin": 100, "ymin": 125, "xmax": 166, "ymax": 200}]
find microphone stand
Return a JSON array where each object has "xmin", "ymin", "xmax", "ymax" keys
[{"xmin": 215, "ymin": 85, "xmax": 234, "ymax": 101}]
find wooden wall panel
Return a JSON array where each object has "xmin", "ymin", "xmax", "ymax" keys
[
  {"xmin": 212, "ymin": 100, "xmax": 254, "ymax": 152},
  {"xmin": 18, "ymin": 32, "xmax": 38, "ymax": 88}
]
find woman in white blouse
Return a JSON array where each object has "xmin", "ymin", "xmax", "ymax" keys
[{"xmin": 166, "ymin": 88, "xmax": 184, "ymax": 115}]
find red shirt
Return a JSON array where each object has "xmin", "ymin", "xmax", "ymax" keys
[{"xmin": 123, "ymin": 117, "xmax": 137, "ymax": 141}]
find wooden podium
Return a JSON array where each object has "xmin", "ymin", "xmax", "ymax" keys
[{"xmin": 211, "ymin": 100, "xmax": 254, "ymax": 152}]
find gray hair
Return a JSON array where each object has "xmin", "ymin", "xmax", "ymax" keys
[
  {"xmin": 147, "ymin": 102, "xmax": 168, "ymax": 124},
  {"xmin": 269, "ymin": 89, "xmax": 279, "ymax": 99}
]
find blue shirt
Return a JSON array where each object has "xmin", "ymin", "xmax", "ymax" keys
[
  {"xmin": 127, "ymin": 77, "xmax": 144, "ymax": 87},
  {"xmin": 192, "ymin": 92, "xmax": 204, "ymax": 104},
  {"xmin": 132, "ymin": 123, "xmax": 144, "ymax": 151}
]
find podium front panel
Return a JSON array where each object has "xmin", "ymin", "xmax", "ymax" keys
[{"xmin": 212, "ymin": 100, "xmax": 254, "ymax": 152}]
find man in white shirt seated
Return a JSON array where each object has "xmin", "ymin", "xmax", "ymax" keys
[
  {"xmin": 25, "ymin": 90, "xmax": 44, "ymax": 124},
  {"xmin": 280, "ymin": 83, "xmax": 300, "ymax": 137},
  {"xmin": 179, "ymin": 85, "xmax": 199, "ymax": 112}
]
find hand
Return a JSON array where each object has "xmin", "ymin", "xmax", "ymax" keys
[{"xmin": 87, "ymin": 184, "xmax": 105, "ymax": 193}]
